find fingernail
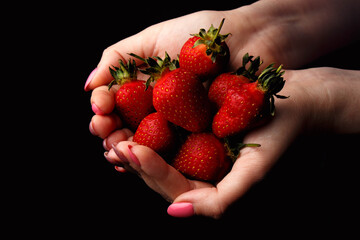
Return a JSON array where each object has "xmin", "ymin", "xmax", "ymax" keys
[
  {"xmin": 167, "ymin": 203, "xmax": 194, "ymax": 218},
  {"xmin": 89, "ymin": 121, "xmax": 97, "ymax": 135},
  {"xmin": 104, "ymin": 151, "xmax": 120, "ymax": 165},
  {"xmin": 127, "ymin": 145, "xmax": 141, "ymax": 167},
  {"xmin": 112, "ymin": 144, "xmax": 129, "ymax": 164},
  {"xmin": 84, "ymin": 67, "xmax": 98, "ymax": 91},
  {"xmin": 103, "ymin": 139, "xmax": 109, "ymax": 150},
  {"xmin": 114, "ymin": 166, "xmax": 127, "ymax": 173},
  {"xmin": 92, "ymin": 103, "xmax": 104, "ymax": 115}
]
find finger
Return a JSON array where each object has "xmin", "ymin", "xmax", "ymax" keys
[
  {"xmin": 102, "ymin": 128, "xmax": 133, "ymax": 150},
  {"xmin": 89, "ymin": 113, "xmax": 122, "ymax": 139},
  {"xmin": 170, "ymin": 94, "xmax": 303, "ymax": 219},
  {"xmin": 90, "ymin": 85, "xmax": 119, "ymax": 115},
  {"xmin": 109, "ymin": 142, "xmax": 210, "ymax": 201},
  {"xmin": 104, "ymin": 149, "xmax": 133, "ymax": 174},
  {"xmin": 168, "ymin": 145, "xmax": 279, "ymax": 219},
  {"xmin": 104, "ymin": 151, "xmax": 125, "ymax": 170}
]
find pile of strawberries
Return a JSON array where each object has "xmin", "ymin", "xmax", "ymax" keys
[{"xmin": 108, "ymin": 19, "xmax": 287, "ymax": 182}]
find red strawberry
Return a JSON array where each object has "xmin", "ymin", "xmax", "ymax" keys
[
  {"xmin": 208, "ymin": 53, "xmax": 261, "ymax": 109},
  {"xmin": 130, "ymin": 52, "xmax": 213, "ymax": 132},
  {"xmin": 153, "ymin": 68, "xmax": 213, "ymax": 132},
  {"xmin": 172, "ymin": 132, "xmax": 231, "ymax": 182},
  {"xmin": 212, "ymin": 63, "xmax": 287, "ymax": 138},
  {"xmin": 179, "ymin": 18, "xmax": 230, "ymax": 79},
  {"xmin": 208, "ymin": 73, "xmax": 250, "ymax": 109},
  {"xmin": 108, "ymin": 59, "xmax": 154, "ymax": 131},
  {"xmin": 133, "ymin": 112, "xmax": 177, "ymax": 156}
]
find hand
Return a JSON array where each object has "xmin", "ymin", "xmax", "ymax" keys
[
  {"xmin": 85, "ymin": 0, "xmax": 360, "ymax": 218},
  {"xmin": 86, "ymin": 0, "xmax": 360, "ymax": 141},
  {"xmin": 85, "ymin": 7, "xmax": 288, "ymax": 142},
  {"xmin": 103, "ymin": 67, "xmax": 360, "ymax": 218}
]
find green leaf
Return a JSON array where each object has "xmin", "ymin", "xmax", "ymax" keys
[
  {"xmin": 128, "ymin": 53, "xmax": 145, "ymax": 62},
  {"xmin": 193, "ymin": 39, "xmax": 206, "ymax": 48},
  {"xmin": 146, "ymin": 57, "xmax": 160, "ymax": 68},
  {"xmin": 108, "ymin": 79, "xmax": 117, "ymax": 90},
  {"xmin": 270, "ymin": 95, "xmax": 275, "ymax": 116},
  {"xmin": 210, "ymin": 52, "xmax": 217, "ymax": 63},
  {"xmin": 199, "ymin": 28, "xmax": 206, "ymax": 38}
]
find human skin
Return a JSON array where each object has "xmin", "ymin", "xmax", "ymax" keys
[
  {"xmin": 104, "ymin": 67, "xmax": 360, "ymax": 218},
  {"xmin": 85, "ymin": 0, "xmax": 360, "ymax": 218}
]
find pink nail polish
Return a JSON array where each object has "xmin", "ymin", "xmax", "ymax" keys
[
  {"xmin": 167, "ymin": 203, "xmax": 194, "ymax": 218},
  {"xmin": 103, "ymin": 139, "xmax": 108, "ymax": 150},
  {"xmin": 92, "ymin": 103, "xmax": 104, "ymax": 115},
  {"xmin": 112, "ymin": 144, "xmax": 130, "ymax": 164},
  {"xmin": 114, "ymin": 166, "xmax": 126, "ymax": 173},
  {"xmin": 89, "ymin": 121, "xmax": 97, "ymax": 135},
  {"xmin": 84, "ymin": 67, "xmax": 98, "ymax": 91},
  {"xmin": 127, "ymin": 145, "xmax": 141, "ymax": 167}
]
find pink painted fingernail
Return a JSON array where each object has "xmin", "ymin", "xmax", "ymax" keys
[
  {"xmin": 127, "ymin": 145, "xmax": 141, "ymax": 167},
  {"xmin": 103, "ymin": 139, "xmax": 109, "ymax": 150},
  {"xmin": 84, "ymin": 67, "xmax": 98, "ymax": 91},
  {"xmin": 167, "ymin": 203, "xmax": 194, "ymax": 218},
  {"xmin": 89, "ymin": 121, "xmax": 97, "ymax": 135},
  {"xmin": 114, "ymin": 166, "xmax": 127, "ymax": 173},
  {"xmin": 112, "ymin": 144, "xmax": 129, "ymax": 164},
  {"xmin": 92, "ymin": 103, "xmax": 104, "ymax": 115}
]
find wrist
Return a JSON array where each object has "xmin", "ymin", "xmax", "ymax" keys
[
  {"xmin": 228, "ymin": 0, "xmax": 360, "ymax": 68},
  {"xmin": 292, "ymin": 68, "xmax": 360, "ymax": 134}
]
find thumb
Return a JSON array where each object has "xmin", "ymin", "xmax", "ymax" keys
[{"xmin": 167, "ymin": 147, "xmax": 273, "ymax": 219}]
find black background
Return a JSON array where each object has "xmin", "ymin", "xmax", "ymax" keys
[{"xmin": 10, "ymin": 0, "xmax": 359, "ymax": 237}]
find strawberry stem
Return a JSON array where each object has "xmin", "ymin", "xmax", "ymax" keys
[
  {"xmin": 238, "ymin": 143, "xmax": 261, "ymax": 150},
  {"xmin": 224, "ymin": 138, "xmax": 261, "ymax": 162},
  {"xmin": 210, "ymin": 18, "xmax": 225, "ymax": 48}
]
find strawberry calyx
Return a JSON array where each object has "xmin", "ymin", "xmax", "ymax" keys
[
  {"xmin": 191, "ymin": 18, "xmax": 230, "ymax": 63},
  {"xmin": 108, "ymin": 59, "xmax": 138, "ymax": 90},
  {"xmin": 257, "ymin": 64, "xmax": 288, "ymax": 116},
  {"xmin": 233, "ymin": 53, "xmax": 262, "ymax": 81},
  {"xmin": 129, "ymin": 52, "xmax": 179, "ymax": 90}
]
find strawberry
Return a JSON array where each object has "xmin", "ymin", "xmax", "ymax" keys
[
  {"xmin": 133, "ymin": 112, "xmax": 177, "ymax": 156},
  {"xmin": 130, "ymin": 52, "xmax": 213, "ymax": 133},
  {"xmin": 212, "ymin": 63, "xmax": 287, "ymax": 138},
  {"xmin": 108, "ymin": 59, "xmax": 154, "ymax": 131},
  {"xmin": 208, "ymin": 53, "xmax": 261, "ymax": 109},
  {"xmin": 179, "ymin": 18, "xmax": 230, "ymax": 79},
  {"xmin": 172, "ymin": 133, "xmax": 231, "ymax": 182},
  {"xmin": 153, "ymin": 68, "xmax": 213, "ymax": 132},
  {"xmin": 208, "ymin": 73, "xmax": 250, "ymax": 109},
  {"xmin": 172, "ymin": 132, "xmax": 261, "ymax": 182}
]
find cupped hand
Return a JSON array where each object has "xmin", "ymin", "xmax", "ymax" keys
[
  {"xmin": 104, "ymin": 67, "xmax": 360, "ymax": 218},
  {"xmin": 101, "ymin": 69, "xmax": 307, "ymax": 218},
  {"xmin": 86, "ymin": 7, "xmax": 287, "ymax": 142},
  {"xmin": 84, "ymin": 1, "xmax": 360, "ymax": 218}
]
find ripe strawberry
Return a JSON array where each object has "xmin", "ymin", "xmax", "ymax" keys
[
  {"xmin": 172, "ymin": 132, "xmax": 261, "ymax": 182},
  {"xmin": 208, "ymin": 54, "xmax": 261, "ymax": 109},
  {"xmin": 179, "ymin": 18, "xmax": 230, "ymax": 79},
  {"xmin": 130, "ymin": 52, "xmax": 213, "ymax": 133},
  {"xmin": 133, "ymin": 112, "xmax": 177, "ymax": 156},
  {"xmin": 108, "ymin": 59, "xmax": 154, "ymax": 131},
  {"xmin": 172, "ymin": 133, "xmax": 231, "ymax": 182},
  {"xmin": 212, "ymin": 63, "xmax": 287, "ymax": 138},
  {"xmin": 153, "ymin": 68, "xmax": 213, "ymax": 132}
]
